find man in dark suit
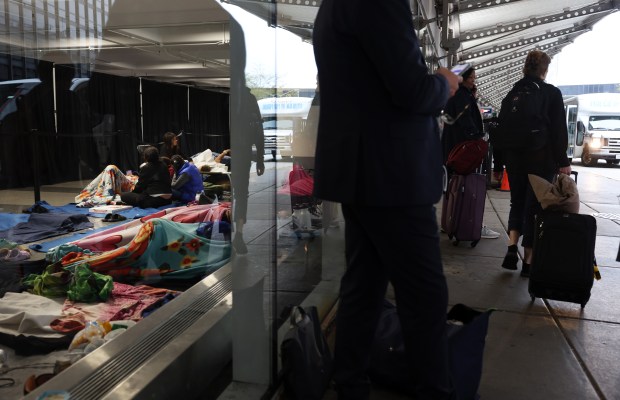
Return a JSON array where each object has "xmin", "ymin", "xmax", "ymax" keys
[{"xmin": 313, "ymin": 0, "xmax": 460, "ymax": 399}]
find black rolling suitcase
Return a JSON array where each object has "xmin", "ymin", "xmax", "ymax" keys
[{"xmin": 528, "ymin": 211, "xmax": 597, "ymax": 308}]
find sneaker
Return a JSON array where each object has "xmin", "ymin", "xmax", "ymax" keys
[
  {"xmin": 502, "ymin": 245, "xmax": 519, "ymax": 270},
  {"xmin": 481, "ymin": 225, "xmax": 500, "ymax": 239}
]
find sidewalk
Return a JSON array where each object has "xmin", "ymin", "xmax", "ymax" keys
[{"xmin": 323, "ymin": 166, "xmax": 620, "ymax": 400}]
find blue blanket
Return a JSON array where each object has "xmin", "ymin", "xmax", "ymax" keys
[
  {"xmin": 0, "ymin": 213, "xmax": 94, "ymax": 244},
  {"xmin": 28, "ymin": 225, "xmax": 115, "ymax": 253},
  {"xmin": 28, "ymin": 200, "xmax": 177, "ymax": 218},
  {"xmin": 0, "ymin": 213, "xmax": 30, "ymax": 231}
]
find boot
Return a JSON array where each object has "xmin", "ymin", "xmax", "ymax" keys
[{"xmin": 501, "ymin": 245, "xmax": 519, "ymax": 270}]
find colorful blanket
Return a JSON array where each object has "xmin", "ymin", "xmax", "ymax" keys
[
  {"xmin": 50, "ymin": 282, "xmax": 179, "ymax": 333},
  {"xmin": 60, "ymin": 218, "xmax": 231, "ymax": 282},
  {"xmin": 75, "ymin": 165, "xmax": 138, "ymax": 207},
  {"xmin": 67, "ymin": 203, "xmax": 231, "ymax": 252}
]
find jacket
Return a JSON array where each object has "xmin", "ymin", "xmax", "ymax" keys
[
  {"xmin": 133, "ymin": 161, "xmax": 172, "ymax": 195},
  {"xmin": 441, "ymin": 85, "xmax": 483, "ymax": 163},
  {"xmin": 312, "ymin": 0, "xmax": 449, "ymax": 206},
  {"xmin": 503, "ymin": 76, "xmax": 570, "ymax": 175},
  {"xmin": 173, "ymin": 162, "xmax": 203, "ymax": 202}
]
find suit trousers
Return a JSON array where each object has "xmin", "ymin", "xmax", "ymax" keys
[{"xmin": 335, "ymin": 203, "xmax": 454, "ymax": 400}]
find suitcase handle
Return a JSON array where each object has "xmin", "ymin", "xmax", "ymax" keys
[{"xmin": 571, "ymin": 171, "xmax": 578, "ymax": 184}]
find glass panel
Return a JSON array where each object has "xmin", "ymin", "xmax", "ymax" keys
[{"xmin": 0, "ymin": 0, "xmax": 343, "ymax": 398}]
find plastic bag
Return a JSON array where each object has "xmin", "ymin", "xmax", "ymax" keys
[{"xmin": 68, "ymin": 321, "xmax": 111, "ymax": 350}]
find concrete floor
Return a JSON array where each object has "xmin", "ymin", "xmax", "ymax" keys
[
  {"xmin": 321, "ymin": 163, "xmax": 620, "ymax": 400},
  {"xmin": 1, "ymin": 162, "xmax": 619, "ymax": 400}
]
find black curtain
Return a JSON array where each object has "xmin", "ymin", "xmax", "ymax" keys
[
  {"xmin": 55, "ymin": 63, "xmax": 94, "ymax": 181},
  {"xmin": 0, "ymin": 59, "xmax": 59, "ymax": 189},
  {"xmin": 86, "ymin": 72, "xmax": 141, "ymax": 172},
  {"xmin": 54, "ymin": 69, "xmax": 142, "ymax": 179},
  {"xmin": 188, "ymin": 88, "xmax": 230, "ymax": 156},
  {"xmin": 141, "ymin": 79, "xmax": 189, "ymax": 152}
]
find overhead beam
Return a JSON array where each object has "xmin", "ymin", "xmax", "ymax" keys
[
  {"xmin": 457, "ymin": 1, "xmax": 615, "ymax": 43},
  {"xmin": 474, "ymin": 38, "xmax": 573, "ymax": 71},
  {"xmin": 456, "ymin": 0, "xmax": 526, "ymax": 14},
  {"xmin": 460, "ymin": 23, "xmax": 591, "ymax": 62}
]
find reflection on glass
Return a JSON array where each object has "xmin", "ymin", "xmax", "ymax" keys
[{"xmin": 0, "ymin": 0, "xmax": 344, "ymax": 398}]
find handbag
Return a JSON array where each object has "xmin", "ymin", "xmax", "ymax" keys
[
  {"xmin": 446, "ymin": 138, "xmax": 489, "ymax": 175},
  {"xmin": 368, "ymin": 300, "xmax": 493, "ymax": 400},
  {"xmin": 281, "ymin": 306, "xmax": 334, "ymax": 400}
]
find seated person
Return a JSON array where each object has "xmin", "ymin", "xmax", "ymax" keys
[
  {"xmin": 75, "ymin": 165, "xmax": 137, "ymax": 207},
  {"xmin": 170, "ymin": 155, "xmax": 203, "ymax": 203},
  {"xmin": 160, "ymin": 155, "xmax": 175, "ymax": 178},
  {"xmin": 120, "ymin": 146, "xmax": 172, "ymax": 209},
  {"xmin": 160, "ymin": 131, "xmax": 185, "ymax": 159}
]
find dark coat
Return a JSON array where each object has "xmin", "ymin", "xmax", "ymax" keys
[
  {"xmin": 133, "ymin": 160, "xmax": 172, "ymax": 195},
  {"xmin": 312, "ymin": 0, "xmax": 449, "ymax": 206},
  {"xmin": 441, "ymin": 85, "xmax": 483, "ymax": 163}
]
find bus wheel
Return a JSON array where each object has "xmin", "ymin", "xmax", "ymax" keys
[
  {"xmin": 606, "ymin": 159, "xmax": 620, "ymax": 165},
  {"xmin": 581, "ymin": 146, "xmax": 598, "ymax": 167}
]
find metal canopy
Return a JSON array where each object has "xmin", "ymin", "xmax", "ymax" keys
[
  {"xmin": 453, "ymin": 0, "xmax": 619, "ymax": 107},
  {"xmin": 1, "ymin": 0, "xmax": 618, "ymax": 104},
  {"xmin": 230, "ymin": 0, "xmax": 619, "ymax": 109}
]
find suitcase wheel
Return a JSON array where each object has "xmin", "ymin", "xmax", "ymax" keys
[
  {"xmin": 470, "ymin": 240, "xmax": 479, "ymax": 248},
  {"xmin": 580, "ymin": 303, "xmax": 586, "ymax": 309},
  {"xmin": 530, "ymin": 295, "xmax": 535, "ymax": 303},
  {"xmin": 453, "ymin": 240, "xmax": 460, "ymax": 246}
]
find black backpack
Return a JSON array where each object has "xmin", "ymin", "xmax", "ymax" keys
[{"xmin": 490, "ymin": 80, "xmax": 548, "ymax": 151}]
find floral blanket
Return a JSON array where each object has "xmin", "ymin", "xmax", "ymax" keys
[
  {"xmin": 64, "ymin": 203, "xmax": 231, "ymax": 253},
  {"xmin": 59, "ymin": 218, "xmax": 231, "ymax": 282},
  {"xmin": 75, "ymin": 165, "xmax": 138, "ymax": 207}
]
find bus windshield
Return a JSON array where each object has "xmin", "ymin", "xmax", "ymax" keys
[{"xmin": 588, "ymin": 116, "xmax": 620, "ymax": 131}]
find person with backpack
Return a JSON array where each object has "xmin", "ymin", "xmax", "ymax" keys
[{"xmin": 497, "ymin": 50, "xmax": 571, "ymax": 277}]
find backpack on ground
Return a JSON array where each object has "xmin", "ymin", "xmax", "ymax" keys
[
  {"xmin": 368, "ymin": 300, "xmax": 493, "ymax": 400},
  {"xmin": 490, "ymin": 80, "xmax": 548, "ymax": 151},
  {"xmin": 281, "ymin": 306, "xmax": 334, "ymax": 400}
]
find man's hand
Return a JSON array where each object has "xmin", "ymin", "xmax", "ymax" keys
[
  {"xmin": 558, "ymin": 166, "xmax": 572, "ymax": 175},
  {"xmin": 256, "ymin": 159, "xmax": 265, "ymax": 176},
  {"xmin": 436, "ymin": 67, "xmax": 462, "ymax": 97}
]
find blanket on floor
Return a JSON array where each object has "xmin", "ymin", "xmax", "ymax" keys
[
  {"xmin": 50, "ymin": 282, "xmax": 179, "ymax": 333},
  {"xmin": 0, "ymin": 213, "xmax": 93, "ymax": 244},
  {"xmin": 67, "ymin": 203, "xmax": 231, "ymax": 253},
  {"xmin": 59, "ymin": 218, "xmax": 231, "ymax": 282}
]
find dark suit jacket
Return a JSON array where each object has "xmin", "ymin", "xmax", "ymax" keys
[{"xmin": 312, "ymin": 0, "xmax": 449, "ymax": 206}]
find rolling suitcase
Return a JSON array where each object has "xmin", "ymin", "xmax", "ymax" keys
[
  {"xmin": 441, "ymin": 173, "xmax": 486, "ymax": 247},
  {"xmin": 528, "ymin": 211, "xmax": 597, "ymax": 308}
]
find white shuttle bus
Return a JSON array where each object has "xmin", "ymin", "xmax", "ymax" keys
[
  {"xmin": 564, "ymin": 93, "xmax": 620, "ymax": 166},
  {"xmin": 258, "ymin": 96, "xmax": 313, "ymax": 159}
]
